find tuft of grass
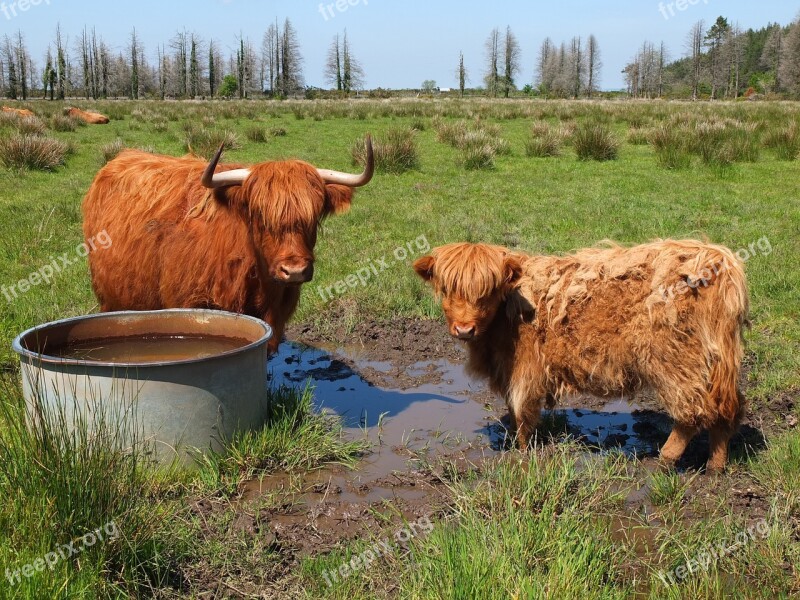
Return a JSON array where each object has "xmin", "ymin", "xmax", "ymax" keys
[
  {"xmin": 245, "ymin": 126, "xmax": 269, "ymax": 143},
  {"xmin": 352, "ymin": 127, "xmax": 419, "ymax": 174},
  {"xmin": 461, "ymin": 143, "xmax": 496, "ymax": 170},
  {"xmin": 763, "ymin": 123, "xmax": 800, "ymax": 160},
  {"xmin": 15, "ymin": 115, "xmax": 47, "ymax": 136},
  {"xmin": 183, "ymin": 124, "xmax": 241, "ymax": 159},
  {"xmin": 433, "ymin": 118, "xmax": 468, "ymax": 146},
  {"xmin": 688, "ymin": 120, "xmax": 760, "ymax": 167},
  {"xmin": 647, "ymin": 470, "xmax": 687, "ymax": 507},
  {"xmin": 49, "ymin": 114, "xmax": 83, "ymax": 132},
  {"xmin": 573, "ymin": 122, "xmax": 620, "ymax": 161},
  {"xmin": 649, "ymin": 124, "xmax": 693, "ymax": 169},
  {"xmin": 627, "ymin": 126, "xmax": 652, "ymax": 145},
  {"xmin": 193, "ymin": 383, "xmax": 369, "ymax": 495},
  {"xmin": 100, "ymin": 138, "xmax": 126, "ymax": 165},
  {"xmin": 525, "ymin": 122, "xmax": 565, "ymax": 157},
  {"xmin": 270, "ymin": 126, "xmax": 287, "ymax": 137},
  {"xmin": 434, "ymin": 118, "xmax": 511, "ymax": 159},
  {"xmin": 0, "ymin": 134, "xmax": 68, "ymax": 170},
  {"xmin": 0, "ymin": 377, "xmax": 179, "ymax": 595}
]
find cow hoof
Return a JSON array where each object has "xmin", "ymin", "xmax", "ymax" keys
[
  {"xmin": 655, "ymin": 456, "xmax": 678, "ymax": 473},
  {"xmin": 705, "ymin": 463, "xmax": 727, "ymax": 475}
]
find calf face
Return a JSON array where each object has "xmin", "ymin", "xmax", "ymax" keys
[{"xmin": 413, "ymin": 243, "xmax": 522, "ymax": 340}]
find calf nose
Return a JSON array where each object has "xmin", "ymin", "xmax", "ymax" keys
[
  {"xmin": 278, "ymin": 263, "xmax": 314, "ymax": 283},
  {"xmin": 454, "ymin": 325, "xmax": 476, "ymax": 340}
]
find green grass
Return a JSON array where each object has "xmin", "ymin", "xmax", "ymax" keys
[
  {"xmin": 297, "ymin": 446, "xmax": 799, "ymax": 599},
  {"xmin": 0, "ymin": 373, "xmax": 365, "ymax": 597},
  {"xmin": 0, "ymin": 98, "xmax": 798, "ymax": 598},
  {"xmin": 192, "ymin": 384, "xmax": 368, "ymax": 495}
]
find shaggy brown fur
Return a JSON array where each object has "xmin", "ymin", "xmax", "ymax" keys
[
  {"xmin": 2, "ymin": 106, "xmax": 34, "ymax": 117},
  {"xmin": 65, "ymin": 107, "xmax": 109, "ymax": 124},
  {"xmin": 414, "ymin": 240, "xmax": 749, "ymax": 471},
  {"xmin": 82, "ymin": 149, "xmax": 357, "ymax": 353}
]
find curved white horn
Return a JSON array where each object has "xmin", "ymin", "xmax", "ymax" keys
[
  {"xmin": 316, "ymin": 134, "xmax": 374, "ymax": 188},
  {"xmin": 201, "ymin": 144, "xmax": 250, "ymax": 189}
]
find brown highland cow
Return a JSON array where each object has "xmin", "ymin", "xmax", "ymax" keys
[
  {"xmin": 83, "ymin": 139, "xmax": 374, "ymax": 353},
  {"xmin": 65, "ymin": 107, "xmax": 110, "ymax": 124},
  {"xmin": 414, "ymin": 240, "xmax": 749, "ymax": 471}
]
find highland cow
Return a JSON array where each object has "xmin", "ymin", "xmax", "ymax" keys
[
  {"xmin": 65, "ymin": 107, "xmax": 110, "ymax": 124},
  {"xmin": 414, "ymin": 240, "xmax": 749, "ymax": 471},
  {"xmin": 2, "ymin": 106, "xmax": 35, "ymax": 118},
  {"xmin": 83, "ymin": 138, "xmax": 374, "ymax": 353}
]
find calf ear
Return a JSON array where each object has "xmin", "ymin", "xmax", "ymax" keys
[
  {"xmin": 504, "ymin": 254, "xmax": 523, "ymax": 287},
  {"xmin": 413, "ymin": 256, "xmax": 436, "ymax": 282},
  {"xmin": 324, "ymin": 184, "xmax": 354, "ymax": 215}
]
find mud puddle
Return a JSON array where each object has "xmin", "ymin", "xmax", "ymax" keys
[{"xmin": 244, "ymin": 340, "xmax": 674, "ymax": 512}]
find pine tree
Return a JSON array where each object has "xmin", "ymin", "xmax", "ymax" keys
[
  {"xmin": 458, "ymin": 51, "xmax": 467, "ymax": 97},
  {"xmin": 189, "ymin": 36, "xmax": 198, "ymax": 98},
  {"xmin": 208, "ymin": 40, "xmax": 216, "ymax": 97}
]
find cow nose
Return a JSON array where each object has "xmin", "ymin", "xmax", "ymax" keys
[
  {"xmin": 454, "ymin": 325, "xmax": 476, "ymax": 340},
  {"xmin": 278, "ymin": 263, "xmax": 314, "ymax": 283}
]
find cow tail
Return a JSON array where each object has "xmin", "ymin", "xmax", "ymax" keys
[{"xmin": 707, "ymin": 247, "xmax": 749, "ymax": 429}]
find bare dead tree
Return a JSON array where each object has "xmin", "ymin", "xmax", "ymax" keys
[
  {"xmin": 586, "ymin": 35, "xmax": 602, "ymax": 98},
  {"xmin": 779, "ymin": 20, "xmax": 800, "ymax": 95},
  {"xmin": 484, "ymin": 27, "xmax": 500, "ymax": 97},
  {"xmin": 502, "ymin": 26, "xmax": 521, "ymax": 97},
  {"xmin": 687, "ymin": 20, "xmax": 705, "ymax": 100},
  {"xmin": 535, "ymin": 37, "xmax": 555, "ymax": 95}
]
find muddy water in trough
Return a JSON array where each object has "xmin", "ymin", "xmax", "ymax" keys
[{"xmin": 242, "ymin": 338, "xmax": 673, "ymax": 511}]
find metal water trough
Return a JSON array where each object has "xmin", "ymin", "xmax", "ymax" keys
[{"xmin": 12, "ymin": 309, "xmax": 272, "ymax": 463}]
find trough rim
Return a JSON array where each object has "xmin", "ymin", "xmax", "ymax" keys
[{"xmin": 12, "ymin": 309, "xmax": 273, "ymax": 369}]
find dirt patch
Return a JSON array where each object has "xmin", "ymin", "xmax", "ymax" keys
[
  {"xmin": 289, "ymin": 315, "xmax": 466, "ymax": 366},
  {"xmin": 286, "ymin": 316, "xmax": 794, "ymax": 468},
  {"xmin": 179, "ymin": 316, "xmax": 796, "ymax": 598}
]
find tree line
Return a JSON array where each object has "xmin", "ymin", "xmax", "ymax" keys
[
  {"xmin": 0, "ymin": 21, "xmax": 367, "ymax": 100},
  {"xmin": 448, "ymin": 27, "xmax": 601, "ymax": 98},
  {"xmin": 625, "ymin": 16, "xmax": 800, "ymax": 99},
  {"xmin": 5, "ymin": 15, "xmax": 800, "ymax": 100}
]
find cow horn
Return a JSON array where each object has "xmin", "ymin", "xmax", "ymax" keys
[
  {"xmin": 201, "ymin": 144, "xmax": 251, "ymax": 189},
  {"xmin": 316, "ymin": 134, "xmax": 374, "ymax": 188}
]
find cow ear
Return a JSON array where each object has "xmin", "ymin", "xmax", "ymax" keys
[
  {"xmin": 504, "ymin": 254, "xmax": 523, "ymax": 287},
  {"xmin": 324, "ymin": 184, "xmax": 354, "ymax": 216},
  {"xmin": 413, "ymin": 255, "xmax": 436, "ymax": 282}
]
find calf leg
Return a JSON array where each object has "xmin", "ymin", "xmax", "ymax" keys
[
  {"xmin": 707, "ymin": 423, "xmax": 733, "ymax": 473},
  {"xmin": 660, "ymin": 423, "xmax": 699, "ymax": 466},
  {"xmin": 511, "ymin": 396, "xmax": 542, "ymax": 451}
]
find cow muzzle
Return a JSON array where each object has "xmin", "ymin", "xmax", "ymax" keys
[
  {"xmin": 276, "ymin": 262, "xmax": 314, "ymax": 284},
  {"xmin": 451, "ymin": 324, "xmax": 477, "ymax": 341}
]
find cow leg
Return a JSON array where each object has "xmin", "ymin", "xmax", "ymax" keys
[
  {"xmin": 659, "ymin": 423, "xmax": 699, "ymax": 466},
  {"xmin": 707, "ymin": 423, "xmax": 733, "ymax": 473},
  {"xmin": 510, "ymin": 396, "xmax": 542, "ymax": 451}
]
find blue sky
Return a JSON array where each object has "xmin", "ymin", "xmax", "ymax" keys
[{"xmin": 2, "ymin": 0, "xmax": 798, "ymax": 90}]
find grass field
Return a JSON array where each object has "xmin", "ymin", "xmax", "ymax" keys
[{"xmin": 0, "ymin": 98, "xmax": 798, "ymax": 598}]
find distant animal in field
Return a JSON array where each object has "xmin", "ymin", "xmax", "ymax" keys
[
  {"xmin": 65, "ymin": 107, "xmax": 110, "ymax": 124},
  {"xmin": 414, "ymin": 240, "xmax": 749, "ymax": 471},
  {"xmin": 2, "ymin": 106, "xmax": 34, "ymax": 118},
  {"xmin": 82, "ymin": 137, "xmax": 374, "ymax": 353}
]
